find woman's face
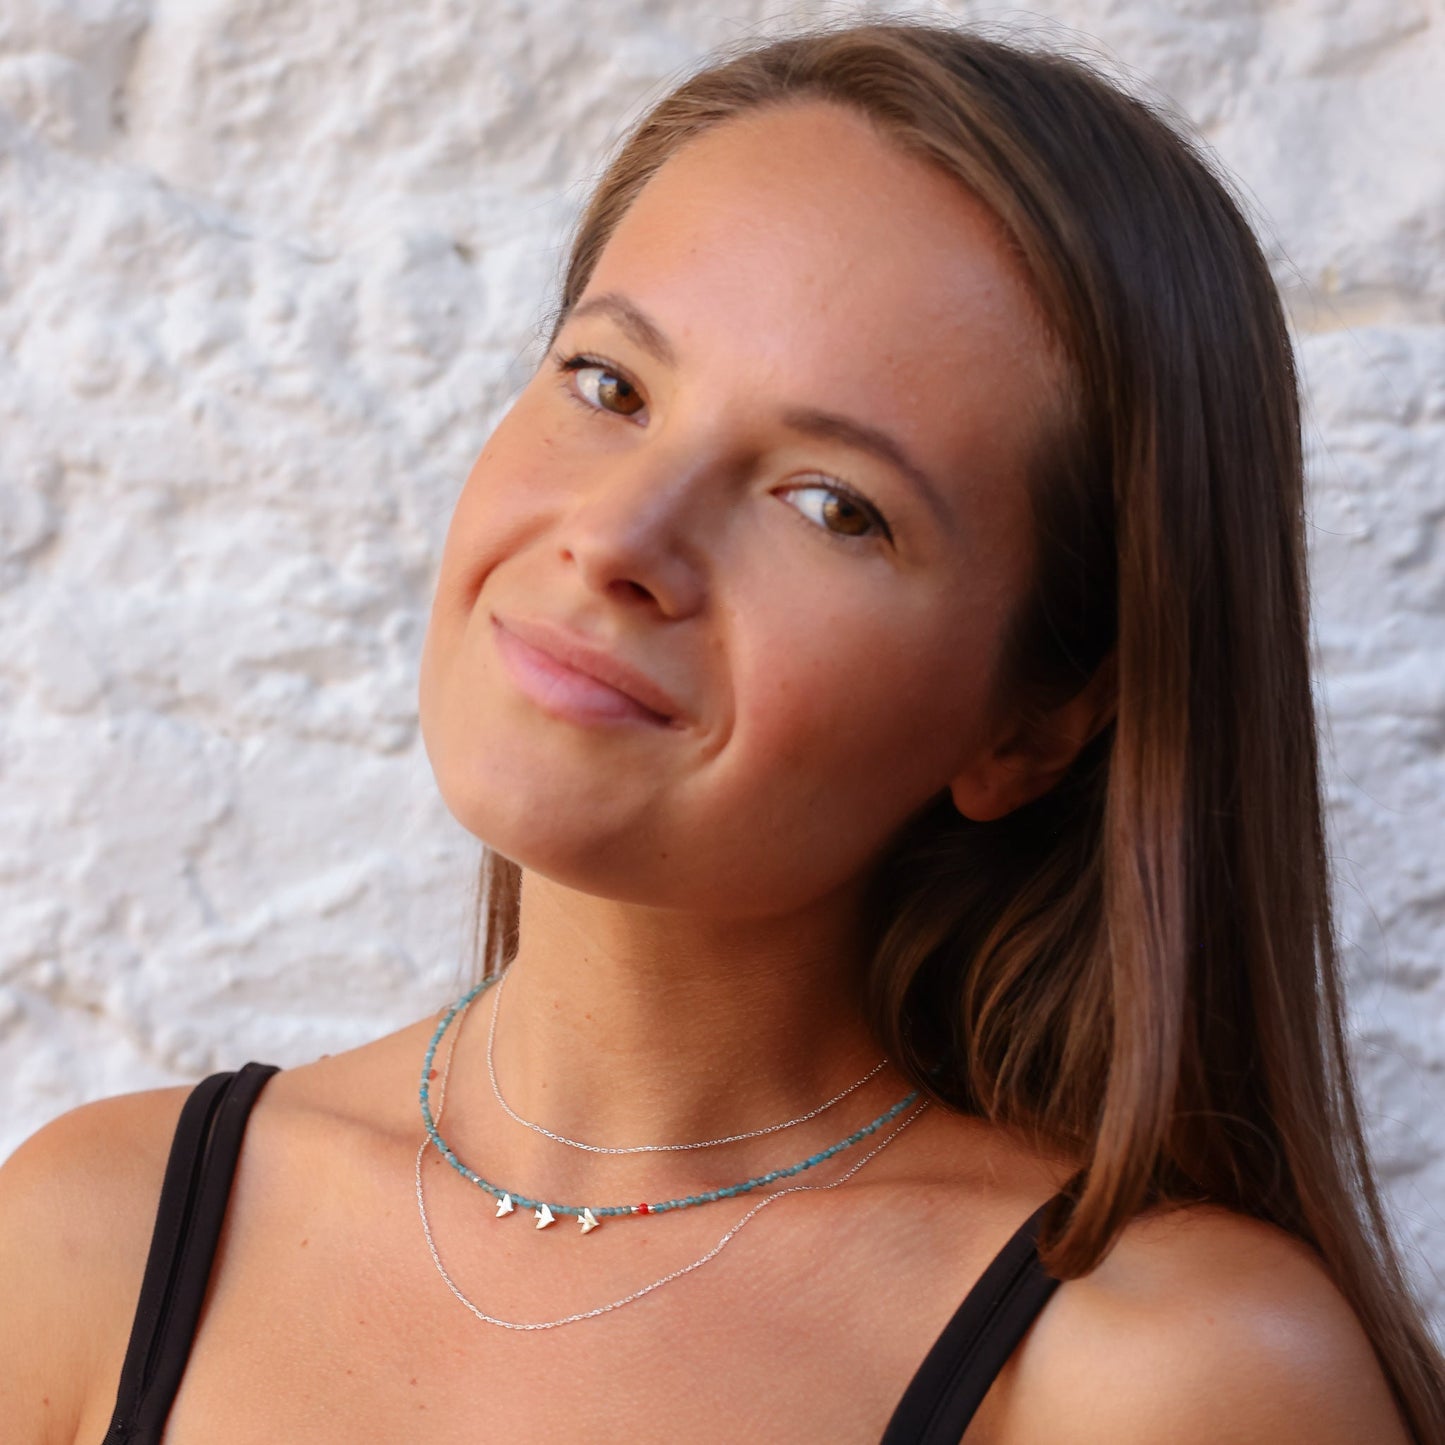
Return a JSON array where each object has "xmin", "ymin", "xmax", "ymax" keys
[{"xmin": 420, "ymin": 100, "xmax": 1067, "ymax": 916}]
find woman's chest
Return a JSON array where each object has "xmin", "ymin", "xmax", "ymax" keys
[
  {"xmin": 79, "ymin": 1181, "xmax": 999, "ymax": 1445},
  {"xmin": 104, "ymin": 1240, "xmax": 946, "ymax": 1445},
  {"xmin": 75, "ymin": 1092, "xmax": 1050, "ymax": 1445}
]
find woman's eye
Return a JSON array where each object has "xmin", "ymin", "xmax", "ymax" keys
[
  {"xmin": 556, "ymin": 353, "xmax": 646, "ymax": 418},
  {"xmin": 781, "ymin": 482, "xmax": 891, "ymax": 544}
]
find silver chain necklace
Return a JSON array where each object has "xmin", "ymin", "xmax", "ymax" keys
[
  {"xmin": 485, "ymin": 966, "xmax": 888, "ymax": 1154},
  {"xmin": 415, "ymin": 988, "xmax": 927, "ymax": 1331}
]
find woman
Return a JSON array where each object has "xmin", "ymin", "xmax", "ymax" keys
[{"xmin": 2, "ymin": 18, "xmax": 1440, "ymax": 1444}]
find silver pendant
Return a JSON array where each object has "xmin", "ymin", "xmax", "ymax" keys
[
  {"xmin": 579, "ymin": 1208, "xmax": 600, "ymax": 1234},
  {"xmin": 534, "ymin": 1202, "xmax": 556, "ymax": 1229},
  {"xmin": 495, "ymin": 1192, "xmax": 514, "ymax": 1218}
]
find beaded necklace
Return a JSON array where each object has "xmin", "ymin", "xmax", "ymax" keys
[
  {"xmin": 415, "ymin": 980, "xmax": 929, "ymax": 1330},
  {"xmin": 418, "ymin": 974, "xmax": 920, "ymax": 1233}
]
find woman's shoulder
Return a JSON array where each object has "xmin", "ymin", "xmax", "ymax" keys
[
  {"xmin": 995, "ymin": 1199, "xmax": 1412, "ymax": 1444},
  {"xmin": 0, "ymin": 1028, "xmax": 419, "ymax": 1445},
  {"xmin": 0, "ymin": 1021, "xmax": 437, "ymax": 1443},
  {"xmin": 0, "ymin": 1080, "xmax": 196, "ymax": 1445}
]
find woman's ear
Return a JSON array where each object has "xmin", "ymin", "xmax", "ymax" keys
[{"xmin": 949, "ymin": 653, "xmax": 1116, "ymax": 822}]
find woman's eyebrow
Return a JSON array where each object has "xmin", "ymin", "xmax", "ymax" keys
[
  {"xmin": 778, "ymin": 406, "xmax": 952, "ymax": 525},
  {"xmin": 569, "ymin": 292, "xmax": 678, "ymax": 367},
  {"xmin": 568, "ymin": 291, "xmax": 951, "ymax": 524}
]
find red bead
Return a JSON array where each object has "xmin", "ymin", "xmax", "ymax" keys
[
  {"xmin": 428, "ymin": 1069, "xmax": 438, "ymax": 1079},
  {"xmin": 637, "ymin": 1202, "xmax": 650, "ymax": 1215}
]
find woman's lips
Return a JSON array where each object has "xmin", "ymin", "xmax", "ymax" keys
[{"xmin": 490, "ymin": 615, "xmax": 679, "ymax": 728}]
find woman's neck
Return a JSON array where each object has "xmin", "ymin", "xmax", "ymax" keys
[{"xmin": 451, "ymin": 869, "xmax": 888, "ymax": 1156}]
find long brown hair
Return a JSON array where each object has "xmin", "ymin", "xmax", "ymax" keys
[{"xmin": 470, "ymin": 19, "xmax": 1444, "ymax": 1437}]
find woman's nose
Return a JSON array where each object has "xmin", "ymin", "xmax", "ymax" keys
[{"xmin": 555, "ymin": 448, "xmax": 717, "ymax": 619}]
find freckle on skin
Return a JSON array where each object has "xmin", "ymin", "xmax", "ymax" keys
[
  {"xmin": 410, "ymin": 1377, "xmax": 418, "ymax": 1386},
  {"xmin": 300, "ymin": 1238, "xmax": 309, "ymax": 1247}
]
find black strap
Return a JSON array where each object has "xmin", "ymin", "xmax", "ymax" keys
[
  {"xmin": 102, "ymin": 1062, "xmax": 280, "ymax": 1445},
  {"xmin": 880, "ymin": 1196, "xmax": 1063, "ymax": 1443}
]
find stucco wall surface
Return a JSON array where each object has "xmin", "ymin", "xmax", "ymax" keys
[{"xmin": 1, "ymin": 0, "xmax": 1442, "ymax": 1332}]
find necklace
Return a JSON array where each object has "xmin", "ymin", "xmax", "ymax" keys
[
  {"xmin": 485, "ymin": 966, "xmax": 888, "ymax": 1154},
  {"xmin": 419, "ymin": 976, "xmax": 920, "ymax": 1231},
  {"xmin": 415, "ymin": 985, "xmax": 929, "ymax": 1330}
]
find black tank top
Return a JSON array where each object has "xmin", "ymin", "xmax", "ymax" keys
[{"xmin": 101, "ymin": 1063, "xmax": 1063, "ymax": 1443}]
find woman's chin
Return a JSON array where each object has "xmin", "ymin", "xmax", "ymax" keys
[{"xmin": 430, "ymin": 773, "xmax": 649, "ymax": 887}]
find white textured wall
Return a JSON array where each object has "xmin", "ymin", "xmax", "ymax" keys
[{"xmin": 1, "ymin": 0, "xmax": 1441, "ymax": 1330}]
